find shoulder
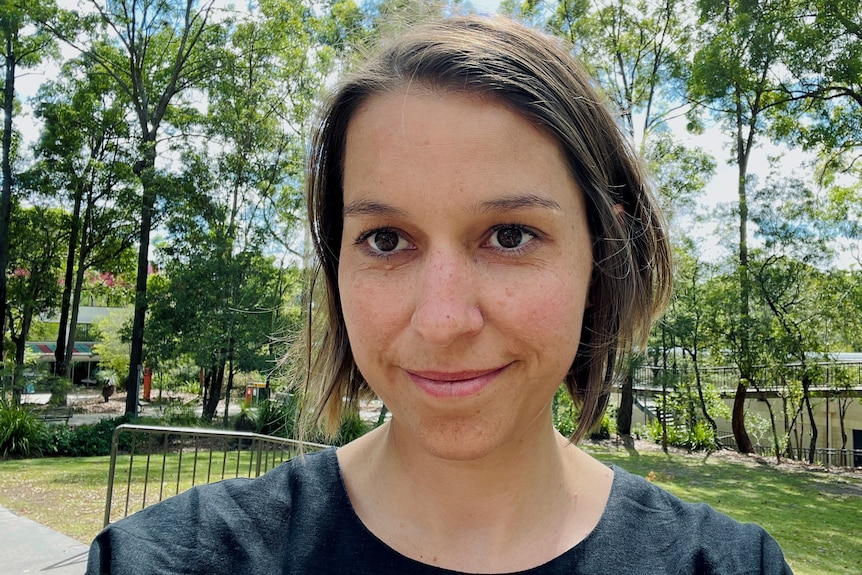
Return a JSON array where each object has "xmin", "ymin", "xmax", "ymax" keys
[
  {"xmin": 86, "ymin": 447, "xmax": 340, "ymax": 575},
  {"xmin": 579, "ymin": 465, "xmax": 792, "ymax": 574}
]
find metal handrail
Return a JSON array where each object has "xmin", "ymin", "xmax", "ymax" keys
[{"xmin": 103, "ymin": 423, "xmax": 328, "ymax": 527}]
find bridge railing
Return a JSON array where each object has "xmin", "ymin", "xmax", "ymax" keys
[
  {"xmin": 716, "ymin": 433, "xmax": 862, "ymax": 468},
  {"xmin": 103, "ymin": 423, "xmax": 328, "ymax": 527},
  {"xmin": 631, "ymin": 361, "xmax": 862, "ymax": 395}
]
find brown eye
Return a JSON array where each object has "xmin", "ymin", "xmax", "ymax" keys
[
  {"xmin": 369, "ymin": 230, "xmax": 404, "ymax": 252},
  {"xmin": 496, "ymin": 227, "xmax": 524, "ymax": 249},
  {"xmin": 489, "ymin": 226, "xmax": 534, "ymax": 250}
]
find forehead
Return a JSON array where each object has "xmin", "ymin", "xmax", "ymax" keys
[{"xmin": 340, "ymin": 88, "xmax": 584, "ymax": 217}]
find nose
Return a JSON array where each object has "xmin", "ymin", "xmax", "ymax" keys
[{"xmin": 410, "ymin": 249, "xmax": 484, "ymax": 346}]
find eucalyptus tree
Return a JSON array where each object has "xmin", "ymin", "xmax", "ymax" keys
[
  {"xmin": 152, "ymin": 0, "xmax": 347, "ymax": 420},
  {"xmin": 42, "ymin": 0, "xmax": 227, "ymax": 412},
  {"xmin": 750, "ymin": 174, "xmax": 856, "ymax": 462},
  {"xmin": 688, "ymin": 0, "xmax": 803, "ymax": 453},
  {"xmin": 29, "ymin": 56, "xmax": 138, "ymax": 377},
  {"xmin": 661, "ymin": 239, "xmax": 722, "ymax": 443},
  {"xmin": 547, "ymin": 0, "xmax": 693, "ymax": 146},
  {"xmin": 0, "ymin": 0, "xmax": 60, "ymax": 362}
]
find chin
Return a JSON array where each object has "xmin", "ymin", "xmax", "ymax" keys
[{"xmin": 413, "ymin": 416, "xmax": 508, "ymax": 462}]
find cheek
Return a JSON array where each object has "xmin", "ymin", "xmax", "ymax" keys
[
  {"xmin": 501, "ymin": 271, "xmax": 588, "ymax": 375},
  {"xmin": 339, "ymin": 271, "xmax": 408, "ymax": 354}
]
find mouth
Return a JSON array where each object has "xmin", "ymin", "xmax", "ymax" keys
[{"xmin": 404, "ymin": 365, "xmax": 509, "ymax": 399}]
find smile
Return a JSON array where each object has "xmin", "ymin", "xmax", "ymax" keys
[{"xmin": 404, "ymin": 366, "xmax": 509, "ymax": 399}]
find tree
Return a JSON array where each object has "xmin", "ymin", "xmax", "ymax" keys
[
  {"xmin": 662, "ymin": 240, "xmax": 721, "ymax": 443},
  {"xmin": 688, "ymin": 0, "xmax": 802, "ymax": 453},
  {"xmin": 783, "ymin": 0, "xmax": 862, "ymax": 181},
  {"xmin": 749, "ymin": 174, "xmax": 848, "ymax": 463},
  {"xmin": 0, "ymin": 0, "xmax": 59, "ymax": 363},
  {"xmin": 29, "ymin": 55, "xmax": 138, "ymax": 377},
  {"xmin": 548, "ymin": 0, "xmax": 692, "ymax": 146},
  {"xmin": 58, "ymin": 0, "xmax": 226, "ymax": 414},
  {"xmin": 6, "ymin": 206, "xmax": 65, "ymax": 393}
]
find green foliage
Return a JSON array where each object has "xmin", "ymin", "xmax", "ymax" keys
[
  {"xmin": 0, "ymin": 399, "xmax": 48, "ymax": 458},
  {"xmin": 335, "ymin": 409, "xmax": 371, "ymax": 446},
  {"xmin": 92, "ymin": 308, "xmax": 134, "ymax": 389},
  {"xmin": 553, "ymin": 385, "xmax": 577, "ymax": 437},
  {"xmin": 159, "ymin": 401, "xmax": 200, "ymax": 427},
  {"xmin": 43, "ymin": 416, "xmax": 129, "ymax": 457},
  {"xmin": 253, "ymin": 395, "xmax": 300, "ymax": 439},
  {"xmin": 590, "ymin": 407, "xmax": 617, "ymax": 441},
  {"xmin": 646, "ymin": 418, "xmax": 716, "ymax": 451},
  {"xmin": 38, "ymin": 375, "xmax": 72, "ymax": 405}
]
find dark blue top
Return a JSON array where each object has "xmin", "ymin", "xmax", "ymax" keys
[{"xmin": 86, "ymin": 447, "xmax": 792, "ymax": 574}]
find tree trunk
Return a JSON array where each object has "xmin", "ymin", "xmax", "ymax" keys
[
  {"xmin": 11, "ymin": 303, "xmax": 32, "ymax": 366},
  {"xmin": 693, "ymin": 355, "xmax": 719, "ymax": 445},
  {"xmin": 63, "ymin": 254, "xmax": 88, "ymax": 377},
  {"xmin": 203, "ymin": 361, "xmax": 224, "ymax": 421},
  {"xmin": 125, "ymin": 149, "xmax": 157, "ymax": 416},
  {"xmin": 63, "ymin": 202, "xmax": 93, "ymax": 377},
  {"xmin": 802, "ymin": 375, "xmax": 818, "ymax": 464},
  {"xmin": 54, "ymin": 187, "xmax": 83, "ymax": 376},
  {"xmin": 0, "ymin": 40, "xmax": 16, "ymax": 363},
  {"xmin": 617, "ymin": 370, "xmax": 634, "ymax": 449}
]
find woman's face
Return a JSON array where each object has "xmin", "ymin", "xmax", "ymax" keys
[{"xmin": 338, "ymin": 89, "xmax": 593, "ymax": 461}]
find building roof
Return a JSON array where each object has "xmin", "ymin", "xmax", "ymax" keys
[{"xmin": 27, "ymin": 342, "xmax": 99, "ymax": 362}]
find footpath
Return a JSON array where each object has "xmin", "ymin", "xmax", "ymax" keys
[{"xmin": 0, "ymin": 505, "xmax": 89, "ymax": 574}]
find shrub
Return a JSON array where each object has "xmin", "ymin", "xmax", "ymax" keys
[
  {"xmin": 553, "ymin": 386, "xmax": 577, "ymax": 437},
  {"xmin": 160, "ymin": 401, "xmax": 200, "ymax": 427},
  {"xmin": 44, "ymin": 416, "xmax": 129, "ymax": 457},
  {"xmin": 645, "ymin": 418, "xmax": 715, "ymax": 451},
  {"xmin": 335, "ymin": 409, "xmax": 370, "ymax": 446},
  {"xmin": 0, "ymin": 399, "xmax": 48, "ymax": 458},
  {"xmin": 254, "ymin": 395, "xmax": 300, "ymax": 439},
  {"xmin": 589, "ymin": 408, "xmax": 617, "ymax": 441}
]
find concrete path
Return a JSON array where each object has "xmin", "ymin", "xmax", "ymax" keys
[{"xmin": 0, "ymin": 505, "xmax": 89, "ymax": 574}]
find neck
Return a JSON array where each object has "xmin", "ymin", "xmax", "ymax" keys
[
  {"xmin": 337, "ymin": 417, "xmax": 594, "ymax": 572},
  {"xmin": 380, "ymin": 417, "xmax": 569, "ymax": 521}
]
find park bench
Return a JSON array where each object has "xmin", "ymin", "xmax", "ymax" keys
[{"xmin": 37, "ymin": 406, "xmax": 73, "ymax": 424}]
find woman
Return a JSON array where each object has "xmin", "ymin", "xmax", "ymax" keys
[{"xmin": 87, "ymin": 15, "xmax": 792, "ymax": 575}]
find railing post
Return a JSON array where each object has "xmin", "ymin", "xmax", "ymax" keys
[{"xmin": 103, "ymin": 425, "xmax": 123, "ymax": 527}]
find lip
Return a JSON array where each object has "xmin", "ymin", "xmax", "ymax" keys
[{"xmin": 405, "ymin": 365, "xmax": 508, "ymax": 399}]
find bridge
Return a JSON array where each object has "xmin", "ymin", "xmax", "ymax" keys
[{"xmin": 627, "ymin": 360, "xmax": 862, "ymax": 398}]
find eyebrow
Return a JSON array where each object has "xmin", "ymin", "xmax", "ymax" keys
[
  {"xmin": 475, "ymin": 194, "xmax": 562, "ymax": 213},
  {"xmin": 342, "ymin": 193, "xmax": 562, "ymax": 218},
  {"xmin": 343, "ymin": 199, "xmax": 410, "ymax": 218}
]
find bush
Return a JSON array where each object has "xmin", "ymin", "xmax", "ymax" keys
[
  {"xmin": 553, "ymin": 386, "xmax": 577, "ymax": 437},
  {"xmin": 160, "ymin": 401, "xmax": 200, "ymax": 427},
  {"xmin": 253, "ymin": 395, "xmax": 299, "ymax": 439},
  {"xmin": 335, "ymin": 409, "xmax": 370, "ymax": 446},
  {"xmin": 645, "ymin": 418, "xmax": 715, "ymax": 451},
  {"xmin": 0, "ymin": 399, "xmax": 48, "ymax": 458},
  {"xmin": 589, "ymin": 408, "xmax": 617, "ymax": 441},
  {"xmin": 44, "ymin": 416, "xmax": 129, "ymax": 457}
]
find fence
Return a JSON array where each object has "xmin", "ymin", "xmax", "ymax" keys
[
  {"xmin": 632, "ymin": 361, "xmax": 862, "ymax": 396},
  {"xmin": 717, "ymin": 433, "xmax": 862, "ymax": 469},
  {"xmin": 103, "ymin": 423, "xmax": 328, "ymax": 527}
]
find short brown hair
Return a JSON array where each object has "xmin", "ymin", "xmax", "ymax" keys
[{"xmin": 297, "ymin": 15, "xmax": 672, "ymax": 442}]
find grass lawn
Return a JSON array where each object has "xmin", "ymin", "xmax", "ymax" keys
[{"xmin": 0, "ymin": 443, "xmax": 860, "ymax": 574}]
